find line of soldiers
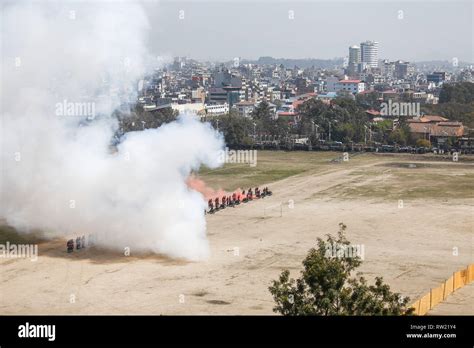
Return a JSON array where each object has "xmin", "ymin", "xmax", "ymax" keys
[
  {"xmin": 67, "ymin": 235, "xmax": 87, "ymax": 253},
  {"xmin": 207, "ymin": 187, "xmax": 272, "ymax": 214}
]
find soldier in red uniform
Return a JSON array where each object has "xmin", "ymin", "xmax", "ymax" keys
[
  {"xmin": 208, "ymin": 199, "xmax": 214, "ymax": 212},
  {"xmin": 221, "ymin": 195, "xmax": 227, "ymax": 209}
]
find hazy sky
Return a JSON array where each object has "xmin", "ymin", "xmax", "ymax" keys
[{"xmin": 144, "ymin": 0, "xmax": 473, "ymax": 62}]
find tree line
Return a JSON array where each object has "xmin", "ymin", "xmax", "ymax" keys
[{"xmin": 114, "ymin": 82, "xmax": 473, "ymax": 147}]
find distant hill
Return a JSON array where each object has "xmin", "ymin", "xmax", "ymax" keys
[{"xmin": 413, "ymin": 60, "xmax": 473, "ymax": 72}]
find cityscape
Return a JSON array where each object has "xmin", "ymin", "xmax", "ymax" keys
[
  {"xmin": 133, "ymin": 40, "xmax": 473, "ymax": 152},
  {"xmin": 0, "ymin": 0, "xmax": 473, "ymax": 345}
]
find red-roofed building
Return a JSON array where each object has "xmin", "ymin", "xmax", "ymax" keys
[
  {"xmin": 381, "ymin": 90, "xmax": 399, "ymax": 101},
  {"xmin": 276, "ymin": 111, "xmax": 300, "ymax": 125},
  {"xmin": 275, "ymin": 93, "xmax": 316, "ymax": 124},
  {"xmin": 235, "ymin": 100, "xmax": 255, "ymax": 117},
  {"xmin": 366, "ymin": 109, "xmax": 381, "ymax": 117},
  {"xmin": 407, "ymin": 115, "xmax": 465, "ymax": 143},
  {"xmin": 430, "ymin": 123, "xmax": 465, "ymax": 137},
  {"xmin": 418, "ymin": 115, "xmax": 449, "ymax": 123}
]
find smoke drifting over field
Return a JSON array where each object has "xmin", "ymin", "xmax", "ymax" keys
[
  {"xmin": 0, "ymin": 1, "xmax": 224, "ymax": 260},
  {"xmin": 186, "ymin": 175, "xmax": 242, "ymax": 201}
]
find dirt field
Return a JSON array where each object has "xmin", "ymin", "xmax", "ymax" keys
[{"xmin": 0, "ymin": 151, "xmax": 472, "ymax": 314}]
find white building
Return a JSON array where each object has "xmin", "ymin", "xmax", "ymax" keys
[
  {"xmin": 360, "ymin": 41, "xmax": 379, "ymax": 68},
  {"xmin": 234, "ymin": 101, "xmax": 255, "ymax": 117},
  {"xmin": 271, "ymin": 89, "xmax": 282, "ymax": 101},
  {"xmin": 335, "ymin": 80, "xmax": 365, "ymax": 94},
  {"xmin": 172, "ymin": 102, "xmax": 205, "ymax": 114},
  {"xmin": 205, "ymin": 103, "xmax": 229, "ymax": 116}
]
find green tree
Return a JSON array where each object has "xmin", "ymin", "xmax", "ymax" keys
[
  {"xmin": 252, "ymin": 101, "xmax": 290, "ymax": 139},
  {"xmin": 296, "ymin": 98, "xmax": 369, "ymax": 143},
  {"xmin": 388, "ymin": 128, "xmax": 407, "ymax": 145},
  {"xmin": 333, "ymin": 123, "xmax": 356, "ymax": 143},
  {"xmin": 439, "ymin": 82, "xmax": 474, "ymax": 104},
  {"xmin": 431, "ymin": 82, "xmax": 474, "ymax": 129},
  {"xmin": 117, "ymin": 106, "xmax": 178, "ymax": 135},
  {"xmin": 269, "ymin": 223, "xmax": 414, "ymax": 316},
  {"xmin": 416, "ymin": 138, "xmax": 431, "ymax": 148},
  {"xmin": 214, "ymin": 112, "xmax": 255, "ymax": 147},
  {"xmin": 422, "ymin": 102, "xmax": 474, "ymax": 128},
  {"xmin": 296, "ymin": 99, "xmax": 330, "ymax": 136},
  {"xmin": 356, "ymin": 92, "xmax": 380, "ymax": 110},
  {"xmin": 371, "ymin": 119, "xmax": 392, "ymax": 143},
  {"xmin": 252, "ymin": 100, "xmax": 273, "ymax": 124},
  {"xmin": 388, "ymin": 118, "xmax": 412, "ymax": 145}
]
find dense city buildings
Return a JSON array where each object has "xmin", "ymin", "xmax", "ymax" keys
[{"xmin": 136, "ymin": 40, "xmax": 473, "ymax": 147}]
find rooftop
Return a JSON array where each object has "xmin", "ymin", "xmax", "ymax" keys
[{"xmin": 338, "ymin": 80, "xmax": 362, "ymax": 84}]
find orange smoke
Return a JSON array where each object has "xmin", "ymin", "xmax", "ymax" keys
[{"xmin": 186, "ymin": 175, "xmax": 241, "ymax": 200}]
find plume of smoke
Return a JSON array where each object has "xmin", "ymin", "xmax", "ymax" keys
[
  {"xmin": 186, "ymin": 175, "xmax": 242, "ymax": 201},
  {"xmin": 0, "ymin": 1, "xmax": 224, "ymax": 260}
]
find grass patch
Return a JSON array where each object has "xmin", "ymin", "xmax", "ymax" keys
[
  {"xmin": 197, "ymin": 151, "xmax": 376, "ymax": 191},
  {"xmin": 318, "ymin": 167, "xmax": 474, "ymax": 200},
  {"xmin": 0, "ymin": 225, "xmax": 46, "ymax": 244}
]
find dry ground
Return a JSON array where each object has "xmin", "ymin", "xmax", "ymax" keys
[{"xmin": 0, "ymin": 151, "xmax": 472, "ymax": 314}]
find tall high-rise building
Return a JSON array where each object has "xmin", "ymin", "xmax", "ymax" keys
[
  {"xmin": 349, "ymin": 45, "xmax": 361, "ymax": 65},
  {"xmin": 348, "ymin": 45, "xmax": 361, "ymax": 74},
  {"xmin": 360, "ymin": 41, "xmax": 379, "ymax": 68}
]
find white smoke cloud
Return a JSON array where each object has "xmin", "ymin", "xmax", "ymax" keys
[{"xmin": 0, "ymin": 1, "xmax": 225, "ymax": 260}]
